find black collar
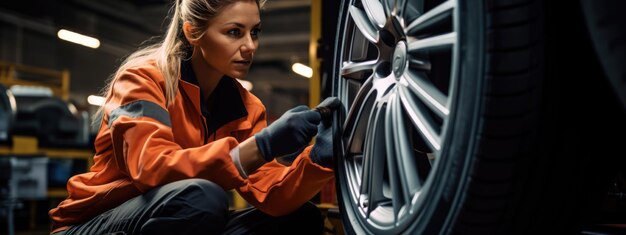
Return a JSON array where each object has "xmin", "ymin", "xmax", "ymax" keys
[{"xmin": 181, "ymin": 60, "xmax": 248, "ymax": 134}]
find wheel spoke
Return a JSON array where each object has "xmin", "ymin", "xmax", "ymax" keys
[
  {"xmin": 398, "ymin": 86, "xmax": 442, "ymax": 151},
  {"xmin": 384, "ymin": 97, "xmax": 402, "ymax": 222},
  {"xmin": 394, "ymin": 0, "xmax": 408, "ymax": 19},
  {"xmin": 401, "ymin": 71, "xmax": 449, "ymax": 118},
  {"xmin": 368, "ymin": 101, "xmax": 388, "ymax": 217},
  {"xmin": 364, "ymin": 101, "xmax": 387, "ymax": 217},
  {"xmin": 407, "ymin": 0, "xmax": 455, "ymax": 35},
  {"xmin": 341, "ymin": 60, "xmax": 377, "ymax": 79},
  {"xmin": 385, "ymin": 93, "xmax": 417, "ymax": 221},
  {"xmin": 349, "ymin": 6, "xmax": 379, "ymax": 43},
  {"xmin": 382, "ymin": 0, "xmax": 393, "ymax": 19},
  {"xmin": 409, "ymin": 57, "xmax": 431, "ymax": 71},
  {"xmin": 361, "ymin": 0, "xmax": 387, "ymax": 28},
  {"xmin": 359, "ymin": 101, "xmax": 378, "ymax": 198},
  {"xmin": 384, "ymin": 98, "xmax": 401, "ymax": 220},
  {"xmin": 350, "ymin": 153, "xmax": 364, "ymax": 187},
  {"xmin": 393, "ymin": 92, "xmax": 422, "ymax": 196},
  {"xmin": 359, "ymin": 117, "xmax": 373, "ymax": 200},
  {"xmin": 408, "ymin": 32, "xmax": 456, "ymax": 53},
  {"xmin": 344, "ymin": 78, "xmax": 375, "ymax": 153},
  {"xmin": 338, "ymin": 76, "xmax": 349, "ymax": 106}
]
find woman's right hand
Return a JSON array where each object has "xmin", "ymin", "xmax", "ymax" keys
[{"xmin": 254, "ymin": 105, "xmax": 321, "ymax": 161}]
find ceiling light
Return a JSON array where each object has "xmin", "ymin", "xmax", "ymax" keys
[
  {"xmin": 292, "ymin": 63, "xmax": 312, "ymax": 78},
  {"xmin": 87, "ymin": 95, "xmax": 105, "ymax": 106},
  {"xmin": 57, "ymin": 29, "xmax": 100, "ymax": 49}
]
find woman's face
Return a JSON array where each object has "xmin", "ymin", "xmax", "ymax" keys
[{"xmin": 195, "ymin": 0, "xmax": 261, "ymax": 79}]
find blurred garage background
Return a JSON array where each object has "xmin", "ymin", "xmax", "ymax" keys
[
  {"xmin": 0, "ymin": 0, "xmax": 343, "ymax": 234},
  {"xmin": 0, "ymin": 0, "xmax": 314, "ymax": 117}
]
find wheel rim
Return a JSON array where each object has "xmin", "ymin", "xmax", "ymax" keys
[{"xmin": 336, "ymin": 0, "xmax": 458, "ymax": 233}]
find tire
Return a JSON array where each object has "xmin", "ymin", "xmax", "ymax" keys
[{"xmin": 329, "ymin": 0, "xmax": 625, "ymax": 234}]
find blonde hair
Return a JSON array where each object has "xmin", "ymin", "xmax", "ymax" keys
[{"xmin": 95, "ymin": 0, "xmax": 266, "ymax": 123}]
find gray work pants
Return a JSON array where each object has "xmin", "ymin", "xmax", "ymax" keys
[{"xmin": 53, "ymin": 179, "xmax": 323, "ymax": 235}]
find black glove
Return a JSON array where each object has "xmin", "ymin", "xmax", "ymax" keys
[
  {"xmin": 309, "ymin": 97, "xmax": 341, "ymax": 167},
  {"xmin": 276, "ymin": 97, "xmax": 342, "ymax": 165},
  {"xmin": 255, "ymin": 105, "xmax": 321, "ymax": 162}
]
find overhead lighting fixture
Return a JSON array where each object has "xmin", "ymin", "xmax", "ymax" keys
[
  {"xmin": 292, "ymin": 63, "xmax": 313, "ymax": 78},
  {"xmin": 87, "ymin": 95, "xmax": 105, "ymax": 106},
  {"xmin": 236, "ymin": 79, "xmax": 253, "ymax": 91},
  {"xmin": 57, "ymin": 29, "xmax": 100, "ymax": 49}
]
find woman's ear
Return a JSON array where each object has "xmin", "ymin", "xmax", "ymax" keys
[{"xmin": 182, "ymin": 21, "xmax": 199, "ymax": 46}]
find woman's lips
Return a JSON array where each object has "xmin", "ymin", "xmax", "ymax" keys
[{"xmin": 234, "ymin": 60, "xmax": 251, "ymax": 65}]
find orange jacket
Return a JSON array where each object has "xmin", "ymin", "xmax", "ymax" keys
[{"xmin": 48, "ymin": 61, "xmax": 334, "ymax": 232}]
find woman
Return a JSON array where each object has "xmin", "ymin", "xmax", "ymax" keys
[{"xmin": 49, "ymin": 0, "xmax": 338, "ymax": 234}]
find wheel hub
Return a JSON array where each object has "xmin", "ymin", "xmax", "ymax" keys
[
  {"xmin": 392, "ymin": 41, "xmax": 408, "ymax": 79},
  {"xmin": 376, "ymin": 14, "xmax": 406, "ymax": 81}
]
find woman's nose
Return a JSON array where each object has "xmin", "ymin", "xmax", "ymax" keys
[{"xmin": 241, "ymin": 36, "xmax": 257, "ymax": 55}]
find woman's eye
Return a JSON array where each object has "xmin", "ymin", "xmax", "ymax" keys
[
  {"xmin": 227, "ymin": 29, "xmax": 241, "ymax": 37},
  {"xmin": 251, "ymin": 28, "xmax": 262, "ymax": 37}
]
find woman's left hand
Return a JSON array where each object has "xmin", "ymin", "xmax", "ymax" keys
[{"xmin": 276, "ymin": 97, "xmax": 341, "ymax": 167}]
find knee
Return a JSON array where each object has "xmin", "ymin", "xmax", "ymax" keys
[
  {"xmin": 174, "ymin": 178, "xmax": 229, "ymax": 212},
  {"xmin": 182, "ymin": 179, "xmax": 228, "ymax": 198},
  {"xmin": 145, "ymin": 179, "xmax": 229, "ymax": 233}
]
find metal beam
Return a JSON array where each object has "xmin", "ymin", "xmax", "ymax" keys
[{"xmin": 309, "ymin": 0, "xmax": 321, "ymax": 108}]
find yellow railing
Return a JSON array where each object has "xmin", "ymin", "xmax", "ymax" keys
[{"xmin": 0, "ymin": 61, "xmax": 70, "ymax": 101}]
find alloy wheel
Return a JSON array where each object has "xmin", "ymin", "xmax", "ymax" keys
[{"xmin": 334, "ymin": 0, "xmax": 462, "ymax": 233}]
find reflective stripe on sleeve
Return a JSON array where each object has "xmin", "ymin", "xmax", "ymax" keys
[{"xmin": 108, "ymin": 100, "xmax": 171, "ymax": 128}]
